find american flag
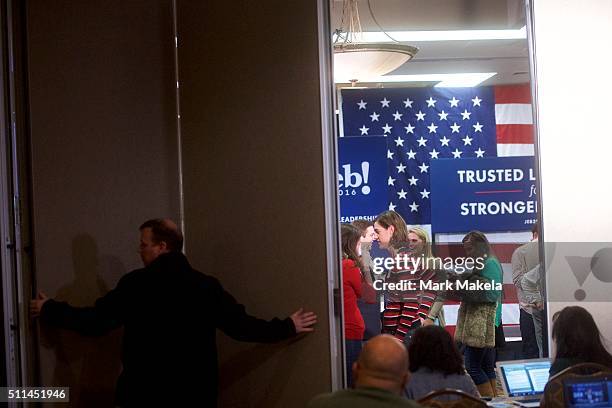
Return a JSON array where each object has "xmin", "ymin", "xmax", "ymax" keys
[{"xmin": 340, "ymin": 84, "xmax": 534, "ymax": 227}]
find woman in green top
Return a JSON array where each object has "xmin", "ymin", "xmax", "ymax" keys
[{"xmin": 454, "ymin": 231, "xmax": 503, "ymax": 398}]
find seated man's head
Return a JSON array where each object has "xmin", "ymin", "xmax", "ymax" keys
[
  {"xmin": 138, "ymin": 219, "xmax": 183, "ymax": 266},
  {"xmin": 352, "ymin": 334, "xmax": 410, "ymax": 394}
]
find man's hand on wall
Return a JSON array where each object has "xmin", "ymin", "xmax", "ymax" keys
[
  {"xmin": 30, "ymin": 291, "xmax": 49, "ymax": 318},
  {"xmin": 290, "ymin": 308, "xmax": 318, "ymax": 334}
]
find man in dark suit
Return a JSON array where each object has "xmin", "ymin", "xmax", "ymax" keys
[{"xmin": 31, "ymin": 218, "xmax": 317, "ymax": 407}]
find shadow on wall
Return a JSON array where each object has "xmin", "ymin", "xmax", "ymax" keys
[
  {"xmin": 218, "ymin": 338, "xmax": 302, "ymax": 408},
  {"xmin": 39, "ymin": 234, "xmax": 125, "ymax": 407},
  {"xmin": 210, "ymin": 237, "xmax": 306, "ymax": 407}
]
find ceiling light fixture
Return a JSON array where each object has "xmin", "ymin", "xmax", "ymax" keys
[
  {"xmin": 333, "ymin": 0, "xmax": 418, "ymax": 85},
  {"xmin": 335, "ymin": 72, "xmax": 497, "ymax": 87}
]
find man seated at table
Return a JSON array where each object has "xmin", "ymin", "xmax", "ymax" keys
[{"xmin": 308, "ymin": 334, "xmax": 421, "ymax": 408}]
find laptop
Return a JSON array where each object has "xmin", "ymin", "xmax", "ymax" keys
[
  {"xmin": 564, "ymin": 376, "xmax": 612, "ymax": 408},
  {"xmin": 496, "ymin": 358, "xmax": 552, "ymax": 407}
]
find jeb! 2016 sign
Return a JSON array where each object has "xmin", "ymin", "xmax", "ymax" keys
[
  {"xmin": 430, "ymin": 156, "xmax": 537, "ymax": 233},
  {"xmin": 338, "ymin": 137, "xmax": 387, "ymax": 222}
]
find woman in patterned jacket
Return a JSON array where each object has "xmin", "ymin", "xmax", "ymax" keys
[{"xmin": 453, "ymin": 231, "xmax": 503, "ymax": 398}]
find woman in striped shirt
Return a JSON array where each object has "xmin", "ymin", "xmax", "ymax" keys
[{"xmin": 374, "ymin": 211, "xmax": 437, "ymax": 343}]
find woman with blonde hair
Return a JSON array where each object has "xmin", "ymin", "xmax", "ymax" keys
[
  {"xmin": 407, "ymin": 226, "xmax": 433, "ymax": 258},
  {"xmin": 374, "ymin": 211, "xmax": 438, "ymax": 342},
  {"xmin": 407, "ymin": 226, "xmax": 446, "ymax": 328}
]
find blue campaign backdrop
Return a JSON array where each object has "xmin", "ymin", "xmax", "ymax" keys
[
  {"xmin": 338, "ymin": 137, "xmax": 388, "ymax": 221},
  {"xmin": 430, "ymin": 156, "xmax": 537, "ymax": 233},
  {"xmin": 340, "ymin": 87, "xmax": 498, "ymax": 226}
]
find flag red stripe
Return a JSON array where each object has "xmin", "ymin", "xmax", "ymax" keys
[
  {"xmin": 503, "ymin": 284, "xmax": 519, "ymax": 303},
  {"xmin": 435, "ymin": 243, "xmax": 523, "ymax": 263},
  {"xmin": 492, "ymin": 243, "xmax": 524, "ymax": 263},
  {"xmin": 496, "ymin": 124, "xmax": 534, "ymax": 144},
  {"xmin": 495, "ymin": 84, "xmax": 532, "ymax": 104}
]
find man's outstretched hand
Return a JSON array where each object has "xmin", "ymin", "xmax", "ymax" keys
[
  {"xmin": 290, "ymin": 308, "xmax": 317, "ymax": 334},
  {"xmin": 30, "ymin": 291, "xmax": 49, "ymax": 318}
]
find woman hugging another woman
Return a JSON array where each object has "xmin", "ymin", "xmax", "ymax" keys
[{"xmin": 373, "ymin": 211, "xmax": 441, "ymax": 343}]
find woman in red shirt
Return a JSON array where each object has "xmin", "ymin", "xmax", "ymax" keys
[{"xmin": 341, "ymin": 224, "xmax": 365, "ymax": 388}]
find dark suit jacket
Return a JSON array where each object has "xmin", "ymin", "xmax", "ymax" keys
[{"xmin": 41, "ymin": 251, "xmax": 296, "ymax": 406}]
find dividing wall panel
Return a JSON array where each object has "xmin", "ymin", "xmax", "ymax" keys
[
  {"xmin": 176, "ymin": 1, "xmax": 333, "ymax": 406},
  {"xmin": 27, "ymin": 1, "xmax": 179, "ymax": 406},
  {"xmin": 530, "ymin": 0, "xmax": 612, "ymax": 344}
]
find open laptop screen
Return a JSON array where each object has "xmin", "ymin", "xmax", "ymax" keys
[
  {"xmin": 564, "ymin": 377, "xmax": 612, "ymax": 408},
  {"xmin": 498, "ymin": 359, "xmax": 551, "ymax": 397}
]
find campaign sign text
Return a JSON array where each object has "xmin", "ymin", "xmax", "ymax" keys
[
  {"xmin": 430, "ymin": 156, "xmax": 537, "ymax": 233},
  {"xmin": 338, "ymin": 137, "xmax": 387, "ymax": 221}
]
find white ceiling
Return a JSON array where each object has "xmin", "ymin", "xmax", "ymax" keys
[{"xmin": 331, "ymin": 0, "xmax": 530, "ymax": 86}]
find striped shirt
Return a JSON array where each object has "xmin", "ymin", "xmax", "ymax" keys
[{"xmin": 382, "ymin": 247, "xmax": 437, "ymax": 340}]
